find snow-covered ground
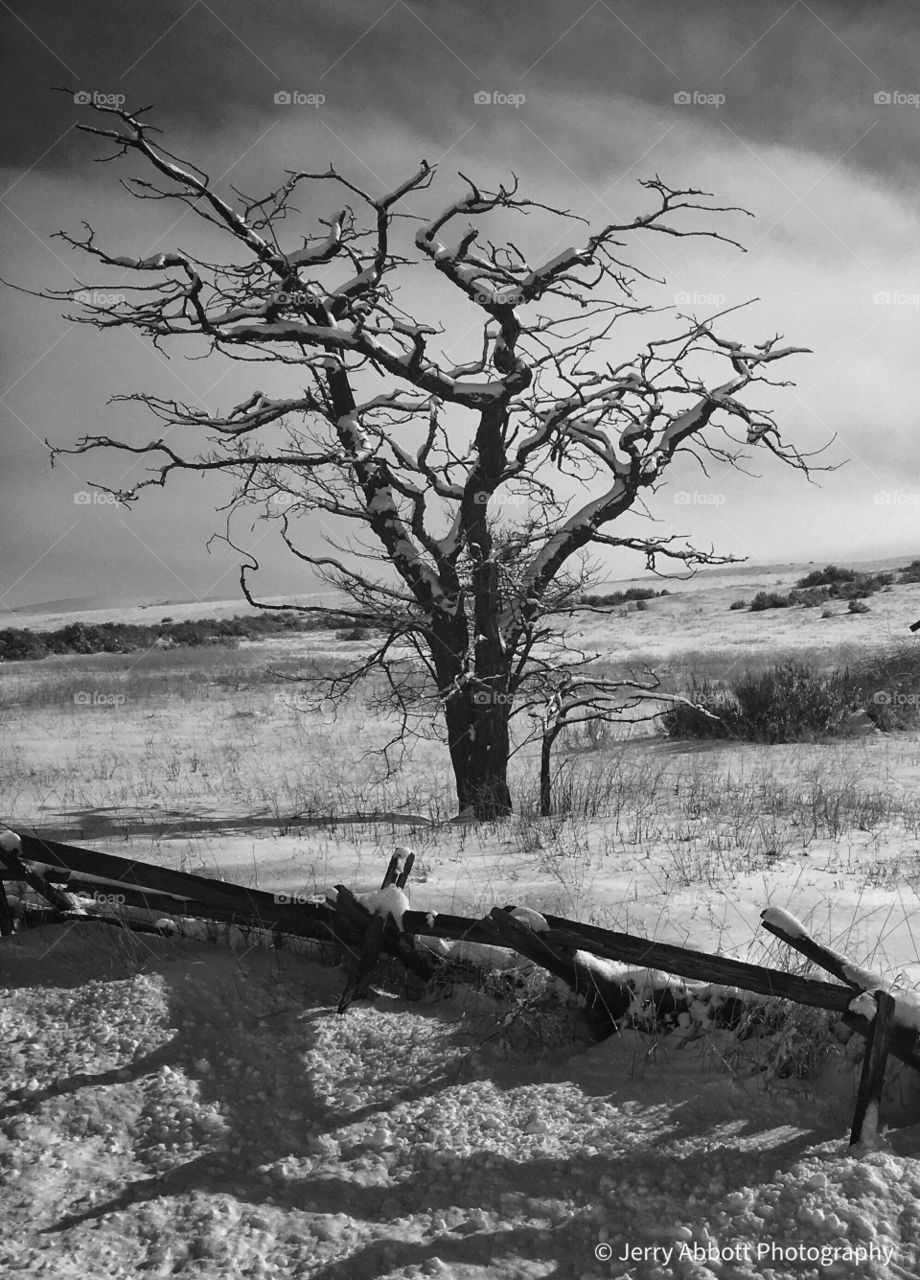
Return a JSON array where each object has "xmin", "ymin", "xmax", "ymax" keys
[
  {"xmin": 3, "ymin": 579, "xmax": 920, "ymax": 1277},
  {"xmin": 2, "ymin": 924, "xmax": 919, "ymax": 1280}
]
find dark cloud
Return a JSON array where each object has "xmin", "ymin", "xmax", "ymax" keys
[{"xmin": 2, "ymin": 0, "xmax": 920, "ymax": 607}]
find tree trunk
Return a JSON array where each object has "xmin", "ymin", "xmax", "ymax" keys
[
  {"xmin": 540, "ymin": 732, "xmax": 553, "ymax": 817},
  {"xmin": 430, "ymin": 609, "xmax": 513, "ymax": 820},
  {"xmin": 540, "ymin": 724, "xmax": 564, "ymax": 817},
  {"xmin": 443, "ymin": 690, "xmax": 513, "ymax": 819}
]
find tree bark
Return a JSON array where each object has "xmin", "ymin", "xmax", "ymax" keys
[
  {"xmin": 540, "ymin": 728, "xmax": 560, "ymax": 817},
  {"xmin": 443, "ymin": 689, "xmax": 513, "ymax": 818},
  {"xmin": 430, "ymin": 608, "xmax": 514, "ymax": 820}
]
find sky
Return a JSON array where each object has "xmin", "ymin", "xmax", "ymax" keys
[{"xmin": 1, "ymin": 0, "xmax": 919, "ymax": 612}]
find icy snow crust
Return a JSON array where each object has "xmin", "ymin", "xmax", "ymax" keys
[{"xmin": 1, "ymin": 928, "xmax": 919, "ymax": 1280}]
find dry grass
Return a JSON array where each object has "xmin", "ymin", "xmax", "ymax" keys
[{"xmin": 2, "ymin": 630, "xmax": 920, "ymax": 990}]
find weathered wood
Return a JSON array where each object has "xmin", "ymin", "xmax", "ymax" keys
[
  {"xmin": 759, "ymin": 912, "xmax": 865, "ymax": 990},
  {"xmin": 396, "ymin": 852, "xmax": 415, "ymax": 890},
  {"xmin": 40, "ymin": 873, "xmax": 362, "ymax": 949},
  {"xmin": 760, "ymin": 911, "xmax": 920, "ymax": 1074},
  {"xmin": 334, "ymin": 886, "xmax": 433, "ymax": 983},
  {"xmin": 850, "ymin": 990, "xmax": 897, "ymax": 1146},
  {"xmin": 380, "ymin": 854, "xmax": 400, "ymax": 888},
  {"xmin": 0, "ymin": 879, "xmax": 14, "ymax": 936},
  {"xmin": 15, "ymin": 833, "xmax": 341, "ymax": 938},
  {"xmin": 541, "ymin": 922, "xmax": 855, "ymax": 1012},
  {"xmin": 338, "ymin": 913, "xmax": 386, "ymax": 1014},
  {"xmin": 481, "ymin": 908, "xmax": 630, "ymax": 1023},
  {"xmin": 6, "ymin": 832, "xmax": 919, "ymax": 1075},
  {"xmin": 0, "ymin": 847, "xmax": 79, "ymax": 914}
]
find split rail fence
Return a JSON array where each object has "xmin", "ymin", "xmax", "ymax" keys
[{"xmin": 2, "ymin": 828, "xmax": 917, "ymax": 1147}]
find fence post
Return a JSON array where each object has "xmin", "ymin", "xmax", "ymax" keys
[
  {"xmin": 0, "ymin": 877, "xmax": 14, "ymax": 935},
  {"xmin": 849, "ymin": 989, "xmax": 896, "ymax": 1146}
]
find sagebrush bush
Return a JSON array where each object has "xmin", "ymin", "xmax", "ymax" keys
[
  {"xmin": 850, "ymin": 643, "xmax": 920, "ymax": 731},
  {"xmin": 580, "ymin": 587, "xmax": 669, "ymax": 607},
  {"xmin": 661, "ymin": 678, "xmax": 742, "ymax": 740},
  {"xmin": 664, "ymin": 646, "xmax": 920, "ymax": 743},
  {"xmin": 664, "ymin": 662, "xmax": 860, "ymax": 743},
  {"xmin": 750, "ymin": 591, "xmax": 793, "ymax": 611},
  {"xmin": 796, "ymin": 564, "xmax": 856, "ymax": 589},
  {"xmin": 728, "ymin": 663, "xmax": 856, "ymax": 742},
  {"xmin": 0, "ymin": 611, "xmax": 353, "ymax": 664}
]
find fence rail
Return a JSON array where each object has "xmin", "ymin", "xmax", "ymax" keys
[{"xmin": 2, "ymin": 825, "xmax": 916, "ymax": 1143}]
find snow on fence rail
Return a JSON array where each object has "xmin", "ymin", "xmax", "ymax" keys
[{"xmin": 2, "ymin": 826, "xmax": 918, "ymax": 1144}]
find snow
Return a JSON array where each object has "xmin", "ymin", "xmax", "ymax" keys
[
  {"xmin": 2, "ymin": 925, "xmax": 919, "ymax": 1280},
  {"xmin": 510, "ymin": 906, "xmax": 549, "ymax": 932},
  {"xmin": 355, "ymin": 883, "xmax": 411, "ymax": 931},
  {"xmin": 0, "ymin": 827, "xmax": 22, "ymax": 853},
  {"xmin": 763, "ymin": 907, "xmax": 920, "ymax": 1033},
  {"xmin": 761, "ymin": 906, "xmax": 810, "ymax": 939},
  {"xmin": 850, "ymin": 992, "xmax": 879, "ymax": 1021}
]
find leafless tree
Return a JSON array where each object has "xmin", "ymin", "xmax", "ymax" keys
[
  {"xmin": 519, "ymin": 658, "xmax": 719, "ymax": 817},
  {"xmin": 34, "ymin": 98, "xmax": 823, "ymax": 818}
]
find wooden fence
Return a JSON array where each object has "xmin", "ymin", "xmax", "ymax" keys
[{"xmin": 2, "ymin": 827, "xmax": 917, "ymax": 1146}]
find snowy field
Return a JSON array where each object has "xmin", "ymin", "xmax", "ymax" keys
[{"xmin": 2, "ymin": 574, "xmax": 920, "ymax": 1278}]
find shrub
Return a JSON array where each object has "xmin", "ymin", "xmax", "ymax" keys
[
  {"xmin": 791, "ymin": 586, "xmax": 831, "ymax": 607},
  {"xmin": 728, "ymin": 663, "xmax": 855, "ymax": 742},
  {"xmin": 848, "ymin": 599, "xmax": 870, "ymax": 614},
  {"xmin": 849, "ymin": 643, "xmax": 920, "ymax": 731},
  {"xmin": 899, "ymin": 559, "xmax": 920, "ymax": 584},
  {"xmin": 661, "ymin": 679, "xmax": 740, "ymax": 740},
  {"xmin": 0, "ymin": 629, "xmax": 50, "ymax": 661},
  {"xmin": 663, "ymin": 661, "xmax": 862, "ymax": 743},
  {"xmin": 729, "ymin": 600, "xmax": 747, "ymax": 611},
  {"xmin": 750, "ymin": 591, "xmax": 793, "ymax": 611},
  {"xmin": 0, "ymin": 609, "xmax": 351, "ymax": 664},
  {"xmin": 796, "ymin": 564, "xmax": 857, "ymax": 589},
  {"xmin": 580, "ymin": 587, "xmax": 669, "ymax": 607},
  {"xmin": 336, "ymin": 626, "xmax": 371, "ymax": 642}
]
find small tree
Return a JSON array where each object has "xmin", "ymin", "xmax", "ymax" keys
[
  {"xmin": 523, "ymin": 663, "xmax": 720, "ymax": 816},
  {"xmin": 34, "ymin": 98, "xmax": 823, "ymax": 818}
]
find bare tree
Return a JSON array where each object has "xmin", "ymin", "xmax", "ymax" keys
[
  {"xmin": 520, "ymin": 661, "xmax": 720, "ymax": 817},
  {"xmin": 35, "ymin": 98, "xmax": 822, "ymax": 818}
]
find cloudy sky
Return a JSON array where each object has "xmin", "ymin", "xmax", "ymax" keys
[{"xmin": 1, "ymin": 0, "xmax": 919, "ymax": 611}]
